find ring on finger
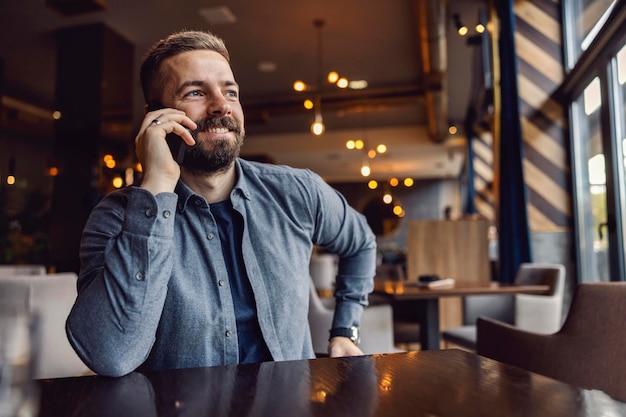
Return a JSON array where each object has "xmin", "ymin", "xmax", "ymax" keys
[{"xmin": 152, "ymin": 118, "xmax": 162, "ymax": 125}]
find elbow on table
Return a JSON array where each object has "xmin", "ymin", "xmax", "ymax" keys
[{"xmin": 65, "ymin": 321, "xmax": 145, "ymax": 378}]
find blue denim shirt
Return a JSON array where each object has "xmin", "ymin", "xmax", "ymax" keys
[{"xmin": 66, "ymin": 159, "xmax": 377, "ymax": 377}]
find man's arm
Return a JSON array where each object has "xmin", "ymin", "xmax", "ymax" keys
[
  {"xmin": 66, "ymin": 188, "xmax": 177, "ymax": 377},
  {"xmin": 308, "ymin": 176, "xmax": 377, "ymax": 357}
]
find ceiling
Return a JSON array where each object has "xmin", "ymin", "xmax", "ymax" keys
[{"xmin": 0, "ymin": 0, "xmax": 486, "ymax": 182}]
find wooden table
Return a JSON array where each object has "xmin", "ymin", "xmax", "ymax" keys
[
  {"xmin": 36, "ymin": 350, "xmax": 625, "ymax": 417},
  {"xmin": 373, "ymin": 280, "xmax": 550, "ymax": 350}
]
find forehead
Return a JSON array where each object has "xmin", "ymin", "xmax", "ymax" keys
[{"xmin": 161, "ymin": 50, "xmax": 235, "ymax": 87}]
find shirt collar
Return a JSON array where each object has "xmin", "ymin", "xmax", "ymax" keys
[{"xmin": 175, "ymin": 159, "xmax": 251, "ymax": 213}]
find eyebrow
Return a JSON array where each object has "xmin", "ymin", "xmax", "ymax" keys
[{"xmin": 174, "ymin": 80, "xmax": 239, "ymax": 96}]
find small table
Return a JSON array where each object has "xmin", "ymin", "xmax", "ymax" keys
[
  {"xmin": 36, "ymin": 349, "xmax": 626, "ymax": 416},
  {"xmin": 373, "ymin": 280, "xmax": 550, "ymax": 350}
]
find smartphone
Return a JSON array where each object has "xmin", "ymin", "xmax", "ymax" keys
[{"xmin": 147, "ymin": 101, "xmax": 190, "ymax": 165}]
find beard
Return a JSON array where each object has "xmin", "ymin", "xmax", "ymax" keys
[{"xmin": 181, "ymin": 116, "xmax": 244, "ymax": 175}]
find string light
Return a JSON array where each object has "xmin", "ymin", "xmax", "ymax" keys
[
  {"xmin": 112, "ymin": 176, "xmax": 124, "ymax": 189},
  {"xmin": 453, "ymin": 13, "xmax": 468, "ymax": 36},
  {"xmin": 336, "ymin": 78, "xmax": 349, "ymax": 88},
  {"xmin": 360, "ymin": 160, "xmax": 371, "ymax": 177}
]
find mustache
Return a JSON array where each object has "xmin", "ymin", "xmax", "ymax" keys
[{"xmin": 193, "ymin": 116, "xmax": 242, "ymax": 135}]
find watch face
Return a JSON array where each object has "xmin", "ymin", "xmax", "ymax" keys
[{"xmin": 349, "ymin": 326, "xmax": 360, "ymax": 345}]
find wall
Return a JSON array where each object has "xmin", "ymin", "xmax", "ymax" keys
[{"xmin": 332, "ymin": 178, "xmax": 463, "ymax": 257}]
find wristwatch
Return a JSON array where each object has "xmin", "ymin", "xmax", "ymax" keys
[{"xmin": 329, "ymin": 326, "xmax": 360, "ymax": 346}]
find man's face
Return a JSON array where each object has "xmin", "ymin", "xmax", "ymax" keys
[{"xmin": 160, "ymin": 50, "xmax": 245, "ymax": 174}]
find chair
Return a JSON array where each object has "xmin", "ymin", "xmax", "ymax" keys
[
  {"xmin": 308, "ymin": 279, "xmax": 402, "ymax": 356},
  {"xmin": 0, "ymin": 272, "xmax": 93, "ymax": 379},
  {"xmin": 441, "ymin": 263, "xmax": 565, "ymax": 351},
  {"xmin": 0, "ymin": 264, "xmax": 46, "ymax": 276},
  {"xmin": 477, "ymin": 282, "xmax": 626, "ymax": 402},
  {"xmin": 309, "ymin": 253, "xmax": 338, "ymax": 298}
]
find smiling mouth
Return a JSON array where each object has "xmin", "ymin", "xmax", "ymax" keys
[{"xmin": 206, "ymin": 127, "xmax": 231, "ymax": 134}]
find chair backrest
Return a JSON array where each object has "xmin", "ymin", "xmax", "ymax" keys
[
  {"xmin": 308, "ymin": 278, "xmax": 335, "ymax": 354},
  {"xmin": 0, "ymin": 264, "xmax": 46, "ymax": 276},
  {"xmin": 309, "ymin": 254, "xmax": 337, "ymax": 293},
  {"xmin": 462, "ymin": 262, "xmax": 566, "ymax": 327},
  {"xmin": 513, "ymin": 263, "xmax": 565, "ymax": 333},
  {"xmin": 0, "ymin": 272, "xmax": 92, "ymax": 379},
  {"xmin": 513, "ymin": 263, "xmax": 563, "ymax": 295},
  {"xmin": 477, "ymin": 282, "xmax": 626, "ymax": 402}
]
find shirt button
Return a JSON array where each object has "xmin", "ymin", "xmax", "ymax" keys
[
  {"xmin": 135, "ymin": 272, "xmax": 145, "ymax": 281},
  {"xmin": 145, "ymin": 209, "xmax": 155, "ymax": 217},
  {"xmin": 225, "ymin": 330, "xmax": 232, "ymax": 337},
  {"xmin": 218, "ymin": 280, "xmax": 225, "ymax": 286},
  {"xmin": 195, "ymin": 200, "xmax": 203, "ymax": 206},
  {"xmin": 162, "ymin": 210, "xmax": 171, "ymax": 218},
  {"xmin": 207, "ymin": 233, "xmax": 215, "ymax": 240}
]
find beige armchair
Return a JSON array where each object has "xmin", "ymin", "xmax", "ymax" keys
[
  {"xmin": 308, "ymin": 279, "xmax": 402, "ymax": 356},
  {"xmin": 0, "ymin": 272, "xmax": 93, "ymax": 379},
  {"xmin": 0, "ymin": 264, "xmax": 46, "ymax": 276},
  {"xmin": 442, "ymin": 263, "xmax": 566, "ymax": 350}
]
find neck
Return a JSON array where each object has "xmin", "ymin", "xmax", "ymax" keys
[{"xmin": 180, "ymin": 162, "xmax": 237, "ymax": 203}]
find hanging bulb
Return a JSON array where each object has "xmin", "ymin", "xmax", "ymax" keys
[
  {"xmin": 311, "ymin": 112, "xmax": 325, "ymax": 135},
  {"xmin": 360, "ymin": 160, "xmax": 370, "ymax": 177}
]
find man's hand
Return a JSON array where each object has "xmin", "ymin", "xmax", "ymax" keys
[
  {"xmin": 135, "ymin": 108, "xmax": 196, "ymax": 195},
  {"xmin": 328, "ymin": 337, "xmax": 364, "ymax": 357}
]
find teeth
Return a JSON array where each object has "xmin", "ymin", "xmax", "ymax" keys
[{"xmin": 207, "ymin": 127, "xmax": 229, "ymax": 133}]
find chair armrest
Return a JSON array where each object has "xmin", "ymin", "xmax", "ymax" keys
[{"xmin": 476, "ymin": 316, "xmax": 550, "ymax": 371}]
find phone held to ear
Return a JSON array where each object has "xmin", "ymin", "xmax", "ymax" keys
[{"xmin": 147, "ymin": 101, "xmax": 190, "ymax": 165}]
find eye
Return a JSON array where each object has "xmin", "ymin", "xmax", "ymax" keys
[
  {"xmin": 181, "ymin": 90, "xmax": 204, "ymax": 100},
  {"xmin": 225, "ymin": 89, "xmax": 239, "ymax": 99}
]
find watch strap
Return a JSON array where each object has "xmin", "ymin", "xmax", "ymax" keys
[{"xmin": 329, "ymin": 326, "xmax": 360, "ymax": 345}]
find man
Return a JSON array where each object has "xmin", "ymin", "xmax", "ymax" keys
[{"xmin": 66, "ymin": 30, "xmax": 377, "ymax": 377}]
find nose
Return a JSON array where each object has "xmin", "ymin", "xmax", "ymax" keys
[{"xmin": 207, "ymin": 93, "xmax": 232, "ymax": 116}]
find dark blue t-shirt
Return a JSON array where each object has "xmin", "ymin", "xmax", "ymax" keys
[{"xmin": 210, "ymin": 199, "xmax": 272, "ymax": 364}]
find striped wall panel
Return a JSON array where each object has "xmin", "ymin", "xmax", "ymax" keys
[
  {"xmin": 514, "ymin": 0, "xmax": 572, "ymax": 231},
  {"xmin": 472, "ymin": 124, "xmax": 496, "ymax": 222}
]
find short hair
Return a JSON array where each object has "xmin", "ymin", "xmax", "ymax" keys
[{"xmin": 140, "ymin": 30, "xmax": 230, "ymax": 104}]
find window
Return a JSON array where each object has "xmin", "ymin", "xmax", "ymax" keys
[
  {"xmin": 564, "ymin": 0, "xmax": 618, "ymax": 70},
  {"xmin": 565, "ymin": 5, "xmax": 626, "ymax": 282},
  {"xmin": 572, "ymin": 77, "xmax": 608, "ymax": 281}
]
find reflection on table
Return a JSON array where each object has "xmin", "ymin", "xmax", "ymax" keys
[
  {"xmin": 37, "ymin": 349, "xmax": 625, "ymax": 417},
  {"xmin": 373, "ymin": 279, "xmax": 550, "ymax": 350}
]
